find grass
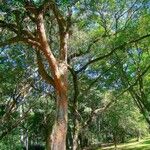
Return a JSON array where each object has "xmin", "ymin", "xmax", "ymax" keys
[{"xmin": 98, "ymin": 137, "xmax": 150, "ymax": 150}]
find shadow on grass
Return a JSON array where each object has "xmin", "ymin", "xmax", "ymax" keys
[
  {"xmin": 140, "ymin": 139, "xmax": 150, "ymax": 145},
  {"xmin": 102, "ymin": 145, "xmax": 150, "ymax": 150},
  {"xmin": 123, "ymin": 145, "xmax": 150, "ymax": 150},
  {"xmin": 100, "ymin": 138, "xmax": 150, "ymax": 150}
]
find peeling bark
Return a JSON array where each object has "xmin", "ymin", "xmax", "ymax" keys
[
  {"xmin": 51, "ymin": 86, "xmax": 68, "ymax": 150},
  {"xmin": 36, "ymin": 11, "xmax": 69, "ymax": 150}
]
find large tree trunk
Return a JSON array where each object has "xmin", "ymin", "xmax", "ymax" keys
[
  {"xmin": 51, "ymin": 87, "xmax": 68, "ymax": 150},
  {"xmin": 37, "ymin": 9, "xmax": 69, "ymax": 149}
]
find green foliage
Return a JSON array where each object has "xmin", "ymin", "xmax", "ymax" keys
[{"xmin": 0, "ymin": 0, "xmax": 150, "ymax": 149}]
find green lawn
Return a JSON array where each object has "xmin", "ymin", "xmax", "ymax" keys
[{"xmin": 99, "ymin": 138, "xmax": 150, "ymax": 150}]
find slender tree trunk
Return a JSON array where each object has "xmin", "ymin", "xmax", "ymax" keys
[
  {"xmin": 73, "ymin": 119, "xmax": 80, "ymax": 150},
  {"xmin": 46, "ymin": 134, "xmax": 51, "ymax": 150},
  {"xmin": 73, "ymin": 134, "xmax": 78, "ymax": 150},
  {"xmin": 67, "ymin": 125, "xmax": 73, "ymax": 149},
  {"xmin": 113, "ymin": 133, "xmax": 117, "ymax": 149},
  {"xmin": 73, "ymin": 129, "xmax": 79, "ymax": 150},
  {"xmin": 71, "ymin": 71, "xmax": 80, "ymax": 150},
  {"xmin": 137, "ymin": 129, "xmax": 141, "ymax": 142}
]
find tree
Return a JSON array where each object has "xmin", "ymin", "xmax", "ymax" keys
[
  {"xmin": 100, "ymin": 92, "xmax": 149, "ymax": 147},
  {"xmin": 0, "ymin": 1, "xmax": 72, "ymax": 149},
  {"xmin": 1, "ymin": 0, "xmax": 150, "ymax": 149}
]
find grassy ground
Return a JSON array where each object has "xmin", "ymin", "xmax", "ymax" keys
[{"xmin": 99, "ymin": 137, "xmax": 150, "ymax": 150}]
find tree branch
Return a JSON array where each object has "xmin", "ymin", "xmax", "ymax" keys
[
  {"xmin": 68, "ymin": 37, "xmax": 101, "ymax": 63},
  {"xmin": 0, "ymin": 36, "xmax": 41, "ymax": 48},
  {"xmin": 68, "ymin": 66, "xmax": 79, "ymax": 104},
  {"xmin": 50, "ymin": 1, "xmax": 66, "ymax": 30},
  {"xmin": 0, "ymin": 20, "xmax": 18, "ymax": 34},
  {"xmin": 85, "ymin": 61, "xmax": 121, "ymax": 93},
  {"xmin": 36, "ymin": 50, "xmax": 55, "ymax": 87},
  {"xmin": 76, "ymin": 33, "xmax": 150, "ymax": 73},
  {"xmin": 0, "ymin": 37, "xmax": 20, "ymax": 47},
  {"xmin": 82, "ymin": 63, "xmax": 150, "ymax": 129},
  {"xmin": 24, "ymin": 0, "xmax": 38, "ymax": 15},
  {"xmin": 0, "ymin": 20, "xmax": 35, "ymax": 39},
  {"xmin": 0, "ymin": 105, "xmax": 32, "ymax": 140}
]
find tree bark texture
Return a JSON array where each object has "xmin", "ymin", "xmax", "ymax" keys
[
  {"xmin": 37, "ymin": 11, "xmax": 69, "ymax": 150},
  {"xmin": 51, "ymin": 88, "xmax": 68, "ymax": 150}
]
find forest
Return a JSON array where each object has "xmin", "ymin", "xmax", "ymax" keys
[{"xmin": 0, "ymin": 0, "xmax": 150, "ymax": 150}]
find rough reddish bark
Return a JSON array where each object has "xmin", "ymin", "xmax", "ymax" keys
[
  {"xmin": 37, "ymin": 10, "xmax": 69, "ymax": 150},
  {"xmin": 51, "ymin": 87, "xmax": 68, "ymax": 150}
]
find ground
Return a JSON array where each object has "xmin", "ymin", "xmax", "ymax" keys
[{"xmin": 99, "ymin": 137, "xmax": 150, "ymax": 150}]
